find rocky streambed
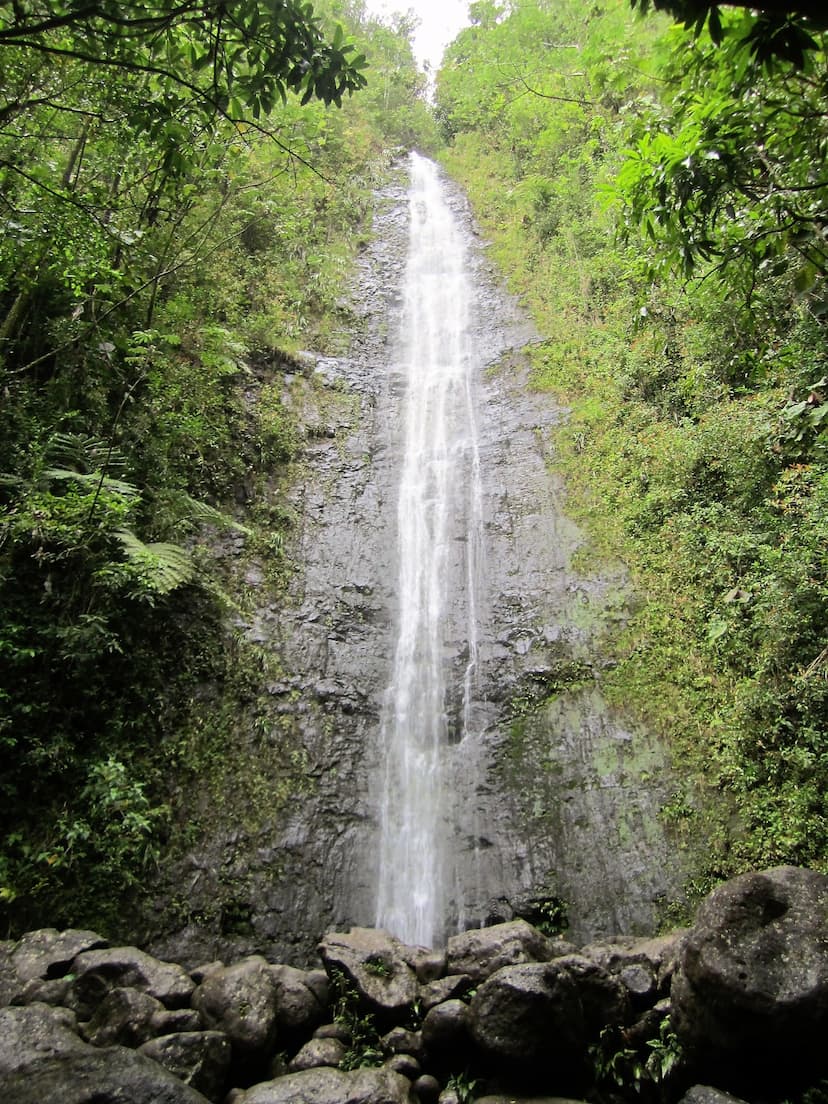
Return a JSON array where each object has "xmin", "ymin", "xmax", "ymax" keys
[{"xmin": 2, "ymin": 867, "xmax": 827, "ymax": 1104}]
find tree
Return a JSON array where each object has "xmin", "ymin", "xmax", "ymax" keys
[
  {"xmin": 615, "ymin": 17, "xmax": 828, "ymax": 294},
  {"xmin": 0, "ymin": 0, "xmax": 369, "ymax": 128},
  {"xmin": 629, "ymin": 0, "xmax": 828, "ymax": 66}
]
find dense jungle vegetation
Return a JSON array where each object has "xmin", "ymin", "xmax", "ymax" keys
[{"xmin": 1, "ymin": 0, "xmax": 826, "ymax": 935}]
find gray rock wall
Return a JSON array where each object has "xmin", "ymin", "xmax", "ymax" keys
[{"xmin": 145, "ymin": 157, "xmax": 684, "ymax": 967}]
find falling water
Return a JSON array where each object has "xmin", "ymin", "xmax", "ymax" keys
[{"xmin": 375, "ymin": 152, "xmax": 484, "ymax": 948}]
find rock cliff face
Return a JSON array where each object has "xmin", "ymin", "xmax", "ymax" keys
[{"xmin": 145, "ymin": 158, "xmax": 685, "ymax": 967}]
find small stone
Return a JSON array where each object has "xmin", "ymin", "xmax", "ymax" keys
[
  {"xmin": 314, "ymin": 1022, "xmax": 350, "ymax": 1041},
  {"xmin": 413, "ymin": 1074, "xmax": 441, "ymax": 1103},
  {"xmin": 381, "ymin": 1027, "xmax": 424, "ymax": 1061},
  {"xmin": 288, "ymin": 1037, "xmax": 347, "ymax": 1071},
  {"xmin": 418, "ymin": 975, "xmax": 472, "ymax": 1012},
  {"xmin": 386, "ymin": 1053, "xmax": 420, "ymax": 1079}
]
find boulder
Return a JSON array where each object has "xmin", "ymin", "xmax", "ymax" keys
[
  {"xmin": 313, "ymin": 1021, "xmax": 349, "ymax": 1041},
  {"xmin": 475, "ymin": 1098, "xmax": 588, "ymax": 1104},
  {"xmin": 287, "ymin": 1037, "xmax": 347, "ymax": 1071},
  {"xmin": 0, "ymin": 1003, "xmax": 82, "ymax": 1073},
  {"xmin": 678, "ymin": 1088, "xmax": 750, "ymax": 1104},
  {"xmin": 438, "ymin": 1091, "xmax": 460, "ymax": 1104},
  {"xmin": 0, "ymin": 1048, "xmax": 212, "ymax": 1103},
  {"xmin": 139, "ymin": 1031, "xmax": 232, "ymax": 1103},
  {"xmin": 386, "ymin": 1052, "xmax": 420, "ymax": 1078},
  {"xmin": 399, "ymin": 946, "xmax": 446, "ymax": 983},
  {"xmin": 192, "ymin": 956, "xmax": 279, "ymax": 1060},
  {"xmin": 671, "ymin": 866, "xmax": 828, "ymax": 1084},
  {"xmin": 446, "ymin": 921, "xmax": 555, "ymax": 983},
  {"xmin": 318, "ymin": 929, "xmax": 418, "ymax": 1019},
  {"xmin": 0, "ymin": 941, "xmax": 18, "ymax": 1005},
  {"xmin": 468, "ymin": 961, "xmax": 585, "ymax": 1082},
  {"xmin": 191, "ymin": 962, "xmax": 224, "ymax": 984},
  {"xmin": 236, "ymin": 1065, "xmax": 415, "ymax": 1104},
  {"xmin": 551, "ymin": 955, "xmax": 630, "ymax": 1033},
  {"xmin": 271, "ymin": 964, "xmax": 326, "ymax": 1035},
  {"xmin": 82, "ymin": 986, "xmax": 166, "ymax": 1047},
  {"xmin": 421, "ymin": 999, "xmax": 471, "ymax": 1054},
  {"xmin": 418, "ymin": 974, "xmax": 472, "ymax": 1012},
  {"xmin": 412, "ymin": 1074, "xmax": 441, "ymax": 1103},
  {"xmin": 0, "ymin": 1004, "xmax": 209, "ymax": 1103},
  {"xmin": 11, "ymin": 928, "xmax": 108, "ymax": 984},
  {"xmin": 580, "ymin": 932, "xmax": 682, "ymax": 997},
  {"xmin": 11, "ymin": 976, "xmax": 72, "ymax": 1006},
  {"xmin": 381, "ymin": 1026, "xmax": 424, "ymax": 1061},
  {"xmin": 69, "ymin": 946, "xmax": 195, "ymax": 1016},
  {"xmin": 304, "ymin": 969, "xmax": 331, "ymax": 1006},
  {"xmin": 617, "ymin": 962, "xmax": 657, "ymax": 1008}
]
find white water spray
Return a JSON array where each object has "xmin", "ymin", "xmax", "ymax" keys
[{"xmin": 375, "ymin": 153, "xmax": 485, "ymax": 948}]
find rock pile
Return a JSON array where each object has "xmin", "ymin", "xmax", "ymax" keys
[{"xmin": 1, "ymin": 866, "xmax": 826, "ymax": 1104}]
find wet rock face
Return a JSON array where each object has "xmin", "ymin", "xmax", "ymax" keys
[{"xmin": 142, "ymin": 157, "xmax": 684, "ymax": 967}]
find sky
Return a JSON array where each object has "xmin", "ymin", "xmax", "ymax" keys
[{"xmin": 365, "ymin": 0, "xmax": 471, "ymax": 73}]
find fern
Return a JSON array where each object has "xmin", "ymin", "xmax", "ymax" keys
[
  {"xmin": 114, "ymin": 529, "xmax": 194, "ymax": 595},
  {"xmin": 44, "ymin": 469, "xmax": 140, "ymax": 499},
  {"xmin": 44, "ymin": 432, "xmax": 127, "ymax": 474},
  {"xmin": 176, "ymin": 491, "xmax": 251, "ymax": 535}
]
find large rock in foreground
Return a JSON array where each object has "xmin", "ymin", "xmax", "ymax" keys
[
  {"xmin": 446, "ymin": 920, "xmax": 561, "ymax": 983},
  {"xmin": 672, "ymin": 865, "xmax": 828, "ymax": 1085},
  {"xmin": 236, "ymin": 1065, "xmax": 415, "ymax": 1104},
  {"xmin": 469, "ymin": 962, "xmax": 585, "ymax": 1084},
  {"xmin": 0, "ymin": 1003, "xmax": 209, "ymax": 1103},
  {"xmin": 317, "ymin": 929, "xmax": 418, "ymax": 1020},
  {"xmin": 191, "ymin": 956, "xmax": 279, "ymax": 1061}
]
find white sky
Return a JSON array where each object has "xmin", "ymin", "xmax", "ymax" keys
[{"xmin": 365, "ymin": 0, "xmax": 471, "ymax": 73}]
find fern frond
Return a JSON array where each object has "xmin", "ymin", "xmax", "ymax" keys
[
  {"xmin": 114, "ymin": 529, "xmax": 194, "ymax": 594},
  {"xmin": 44, "ymin": 469, "xmax": 140, "ymax": 499},
  {"xmin": 45, "ymin": 433, "xmax": 127, "ymax": 474},
  {"xmin": 179, "ymin": 492, "xmax": 252, "ymax": 535},
  {"xmin": 150, "ymin": 488, "xmax": 251, "ymax": 536}
]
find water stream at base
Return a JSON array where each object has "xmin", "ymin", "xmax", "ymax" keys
[{"xmin": 375, "ymin": 152, "xmax": 484, "ymax": 948}]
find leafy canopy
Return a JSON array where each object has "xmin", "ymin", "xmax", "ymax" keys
[
  {"xmin": 0, "ymin": 0, "xmax": 369, "ymax": 126},
  {"xmin": 628, "ymin": 0, "xmax": 828, "ymax": 67}
]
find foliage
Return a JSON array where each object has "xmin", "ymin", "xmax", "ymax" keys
[
  {"xmin": 628, "ymin": 0, "xmax": 828, "ymax": 69},
  {"xmin": 445, "ymin": 1071, "xmax": 480, "ymax": 1104},
  {"xmin": 590, "ymin": 1017, "xmax": 683, "ymax": 1101},
  {"xmin": 330, "ymin": 969, "xmax": 387, "ymax": 1070},
  {"xmin": 616, "ymin": 16, "xmax": 828, "ymax": 291},
  {"xmin": 0, "ymin": 0, "xmax": 368, "ymax": 127}
]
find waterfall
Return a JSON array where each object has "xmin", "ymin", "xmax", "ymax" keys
[{"xmin": 375, "ymin": 152, "xmax": 484, "ymax": 948}]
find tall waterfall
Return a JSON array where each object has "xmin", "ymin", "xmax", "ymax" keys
[{"xmin": 375, "ymin": 152, "xmax": 484, "ymax": 948}]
